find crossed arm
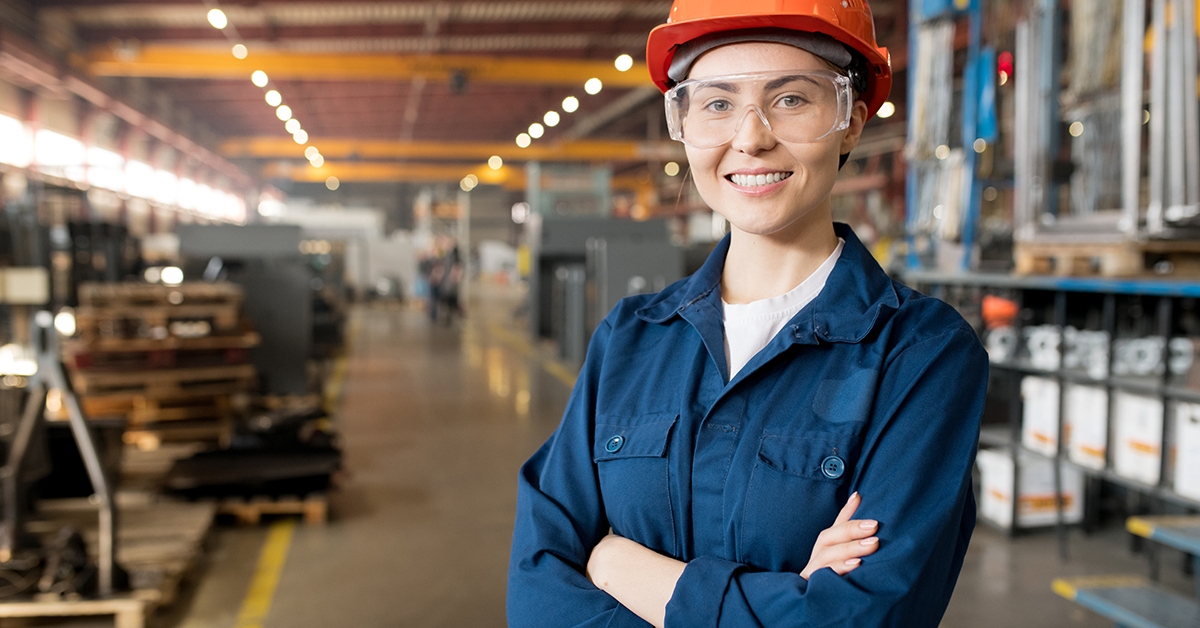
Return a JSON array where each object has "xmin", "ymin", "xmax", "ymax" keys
[{"xmin": 585, "ymin": 492, "xmax": 880, "ymax": 628}]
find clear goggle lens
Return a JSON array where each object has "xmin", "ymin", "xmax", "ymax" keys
[{"xmin": 665, "ymin": 70, "xmax": 854, "ymax": 149}]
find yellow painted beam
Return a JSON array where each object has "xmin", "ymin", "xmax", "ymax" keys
[
  {"xmin": 261, "ymin": 161, "xmax": 647, "ymax": 191},
  {"xmin": 222, "ymin": 137, "xmax": 684, "ymax": 162},
  {"xmin": 87, "ymin": 46, "xmax": 651, "ymax": 87}
]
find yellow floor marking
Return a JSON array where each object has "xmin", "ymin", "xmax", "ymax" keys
[
  {"xmin": 323, "ymin": 315, "xmax": 362, "ymax": 415},
  {"xmin": 234, "ymin": 519, "xmax": 297, "ymax": 628},
  {"xmin": 484, "ymin": 321, "xmax": 577, "ymax": 388}
]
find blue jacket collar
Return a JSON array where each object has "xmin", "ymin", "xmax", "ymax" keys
[{"xmin": 634, "ymin": 223, "xmax": 899, "ymax": 344}]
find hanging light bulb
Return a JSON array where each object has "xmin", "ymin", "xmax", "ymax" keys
[
  {"xmin": 265, "ymin": 90, "xmax": 282, "ymax": 106},
  {"xmin": 207, "ymin": 9, "xmax": 228, "ymax": 29},
  {"xmin": 252, "ymin": 71, "xmax": 269, "ymax": 87}
]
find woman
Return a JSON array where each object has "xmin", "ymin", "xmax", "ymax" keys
[{"xmin": 508, "ymin": 1, "xmax": 989, "ymax": 626}]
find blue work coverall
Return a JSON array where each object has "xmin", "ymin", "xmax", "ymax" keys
[{"xmin": 508, "ymin": 223, "xmax": 989, "ymax": 627}]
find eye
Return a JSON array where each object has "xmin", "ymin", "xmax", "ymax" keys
[
  {"xmin": 776, "ymin": 94, "xmax": 808, "ymax": 109},
  {"xmin": 703, "ymin": 99, "xmax": 732, "ymax": 113}
]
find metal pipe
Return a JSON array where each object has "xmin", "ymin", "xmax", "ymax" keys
[
  {"xmin": 1014, "ymin": 21, "xmax": 1034, "ymax": 241},
  {"xmin": 1121, "ymin": 0, "xmax": 1146, "ymax": 235},
  {"xmin": 0, "ymin": 383, "xmax": 45, "ymax": 563},
  {"xmin": 1147, "ymin": 0, "xmax": 1168, "ymax": 233},
  {"xmin": 1167, "ymin": 1, "xmax": 1187, "ymax": 217},
  {"xmin": 1181, "ymin": 0, "xmax": 1200, "ymax": 208},
  {"xmin": 44, "ymin": 351, "xmax": 115, "ymax": 597}
]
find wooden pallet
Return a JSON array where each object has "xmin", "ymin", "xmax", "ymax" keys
[
  {"xmin": 79, "ymin": 282, "xmax": 243, "ymax": 308},
  {"xmin": 0, "ymin": 496, "xmax": 218, "ymax": 627},
  {"xmin": 123, "ymin": 418, "xmax": 234, "ymax": 449},
  {"xmin": 75, "ymin": 303, "xmax": 242, "ymax": 342},
  {"xmin": 65, "ymin": 332, "xmax": 260, "ymax": 370},
  {"xmin": 1014, "ymin": 239, "xmax": 1200, "ymax": 277},
  {"xmin": 217, "ymin": 493, "xmax": 328, "ymax": 526},
  {"xmin": 69, "ymin": 364, "xmax": 256, "ymax": 397}
]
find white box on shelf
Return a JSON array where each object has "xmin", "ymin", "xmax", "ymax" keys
[
  {"xmin": 977, "ymin": 448, "xmax": 1084, "ymax": 529},
  {"xmin": 1174, "ymin": 402, "xmax": 1200, "ymax": 501},
  {"xmin": 1112, "ymin": 391, "xmax": 1164, "ymax": 485},
  {"xmin": 1021, "ymin": 376, "xmax": 1060, "ymax": 457},
  {"xmin": 1064, "ymin": 384, "xmax": 1108, "ymax": 470}
]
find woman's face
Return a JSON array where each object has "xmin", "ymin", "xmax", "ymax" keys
[{"xmin": 683, "ymin": 42, "xmax": 867, "ymax": 240}]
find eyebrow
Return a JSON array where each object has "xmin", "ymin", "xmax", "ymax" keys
[
  {"xmin": 763, "ymin": 74, "xmax": 820, "ymax": 90},
  {"xmin": 692, "ymin": 74, "xmax": 821, "ymax": 94}
]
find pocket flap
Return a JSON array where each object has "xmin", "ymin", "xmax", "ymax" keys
[
  {"xmin": 757, "ymin": 431, "xmax": 861, "ymax": 483},
  {"xmin": 594, "ymin": 414, "xmax": 677, "ymax": 461}
]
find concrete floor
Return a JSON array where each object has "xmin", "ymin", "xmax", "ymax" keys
[{"xmin": 145, "ymin": 287, "xmax": 1194, "ymax": 628}]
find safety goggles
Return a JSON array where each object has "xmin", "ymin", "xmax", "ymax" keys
[{"xmin": 664, "ymin": 69, "xmax": 854, "ymax": 149}]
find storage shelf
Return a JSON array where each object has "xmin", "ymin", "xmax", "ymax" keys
[
  {"xmin": 902, "ymin": 270, "xmax": 1200, "ymax": 297},
  {"xmin": 976, "ymin": 427, "xmax": 1200, "ymax": 510},
  {"xmin": 989, "ymin": 360, "xmax": 1200, "ymax": 402}
]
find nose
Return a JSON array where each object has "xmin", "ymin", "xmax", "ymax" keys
[{"xmin": 730, "ymin": 105, "xmax": 776, "ymax": 154}]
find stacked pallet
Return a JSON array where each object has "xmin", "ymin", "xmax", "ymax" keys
[{"xmin": 66, "ymin": 282, "xmax": 259, "ymax": 446}]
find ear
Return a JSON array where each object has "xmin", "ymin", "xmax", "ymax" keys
[{"xmin": 839, "ymin": 100, "xmax": 870, "ymax": 156}]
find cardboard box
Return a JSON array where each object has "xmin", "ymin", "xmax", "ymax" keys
[
  {"xmin": 1021, "ymin": 376, "xmax": 1060, "ymax": 457},
  {"xmin": 977, "ymin": 448, "xmax": 1084, "ymax": 529},
  {"xmin": 1065, "ymin": 384, "xmax": 1108, "ymax": 470},
  {"xmin": 1112, "ymin": 391, "xmax": 1164, "ymax": 485},
  {"xmin": 1174, "ymin": 402, "xmax": 1200, "ymax": 501}
]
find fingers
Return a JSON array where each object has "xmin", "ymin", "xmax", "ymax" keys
[
  {"xmin": 823, "ymin": 536, "xmax": 880, "ymax": 575},
  {"xmin": 832, "ymin": 491, "xmax": 861, "ymax": 526}
]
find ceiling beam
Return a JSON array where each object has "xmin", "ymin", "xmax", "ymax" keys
[
  {"xmin": 262, "ymin": 161, "xmax": 647, "ymax": 192},
  {"xmin": 221, "ymin": 137, "xmax": 684, "ymax": 162},
  {"xmin": 86, "ymin": 46, "xmax": 651, "ymax": 87}
]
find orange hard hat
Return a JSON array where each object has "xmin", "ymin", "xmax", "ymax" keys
[{"xmin": 646, "ymin": 0, "xmax": 893, "ymax": 120}]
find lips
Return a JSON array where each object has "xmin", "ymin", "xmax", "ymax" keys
[{"xmin": 727, "ymin": 172, "xmax": 792, "ymax": 188}]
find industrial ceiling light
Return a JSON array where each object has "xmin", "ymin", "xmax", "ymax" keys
[
  {"xmin": 516, "ymin": 133, "xmax": 531, "ymax": 148},
  {"xmin": 488, "ymin": 155, "xmax": 503, "ymax": 170},
  {"xmin": 615, "ymin": 54, "xmax": 633, "ymax": 72},
  {"xmin": 276, "ymin": 105, "xmax": 292, "ymax": 121},
  {"xmin": 285, "ymin": 119, "xmax": 301, "ymax": 134},
  {"xmin": 528, "ymin": 123, "xmax": 544, "ymax": 139},
  {"xmin": 544, "ymin": 111, "xmax": 560, "ymax": 127},
  {"xmin": 292, "ymin": 130, "xmax": 308, "ymax": 144},
  {"xmin": 265, "ymin": 90, "xmax": 282, "ymax": 106},
  {"xmin": 305, "ymin": 146, "xmax": 320, "ymax": 160},
  {"xmin": 309, "ymin": 154, "xmax": 324, "ymax": 168},
  {"xmin": 232, "ymin": 44, "xmax": 248, "ymax": 59},
  {"xmin": 877, "ymin": 101, "xmax": 896, "ymax": 119},
  {"xmin": 207, "ymin": 9, "xmax": 228, "ymax": 29},
  {"xmin": 562, "ymin": 96, "xmax": 579, "ymax": 113},
  {"xmin": 326, "ymin": 176, "xmax": 340, "ymax": 191},
  {"xmin": 584, "ymin": 78, "xmax": 603, "ymax": 95},
  {"xmin": 161, "ymin": 266, "xmax": 184, "ymax": 285},
  {"xmin": 252, "ymin": 71, "xmax": 269, "ymax": 87},
  {"xmin": 664, "ymin": 162, "xmax": 680, "ymax": 176}
]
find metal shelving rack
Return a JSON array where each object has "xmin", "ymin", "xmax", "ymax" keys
[{"xmin": 906, "ymin": 271, "xmax": 1200, "ymax": 557}]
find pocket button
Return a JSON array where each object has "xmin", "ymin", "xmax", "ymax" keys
[
  {"xmin": 820, "ymin": 455, "xmax": 845, "ymax": 479},
  {"xmin": 605, "ymin": 435, "xmax": 625, "ymax": 453}
]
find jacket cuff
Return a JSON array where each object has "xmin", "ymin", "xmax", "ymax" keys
[{"xmin": 663, "ymin": 556, "xmax": 742, "ymax": 628}]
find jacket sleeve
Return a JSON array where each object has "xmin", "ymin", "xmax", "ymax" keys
[
  {"xmin": 665, "ymin": 327, "xmax": 989, "ymax": 628},
  {"xmin": 508, "ymin": 320, "xmax": 652, "ymax": 627}
]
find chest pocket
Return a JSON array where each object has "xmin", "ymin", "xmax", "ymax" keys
[
  {"xmin": 594, "ymin": 413, "xmax": 677, "ymax": 555},
  {"xmin": 740, "ymin": 431, "xmax": 861, "ymax": 571}
]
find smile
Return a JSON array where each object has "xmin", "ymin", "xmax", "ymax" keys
[{"xmin": 727, "ymin": 172, "xmax": 792, "ymax": 188}]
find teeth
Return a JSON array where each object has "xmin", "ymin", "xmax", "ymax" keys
[{"xmin": 730, "ymin": 172, "xmax": 790, "ymax": 187}]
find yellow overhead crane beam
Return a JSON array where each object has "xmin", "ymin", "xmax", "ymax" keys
[
  {"xmin": 262, "ymin": 161, "xmax": 649, "ymax": 192},
  {"xmin": 221, "ymin": 137, "xmax": 684, "ymax": 162},
  {"xmin": 86, "ymin": 46, "xmax": 651, "ymax": 87}
]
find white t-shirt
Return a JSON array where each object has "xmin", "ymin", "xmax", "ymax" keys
[{"xmin": 722, "ymin": 239, "xmax": 844, "ymax": 379}]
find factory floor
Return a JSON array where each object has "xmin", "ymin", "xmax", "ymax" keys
[{"xmin": 140, "ymin": 285, "xmax": 1193, "ymax": 627}]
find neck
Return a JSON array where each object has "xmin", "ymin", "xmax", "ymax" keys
[{"xmin": 720, "ymin": 213, "xmax": 839, "ymax": 305}]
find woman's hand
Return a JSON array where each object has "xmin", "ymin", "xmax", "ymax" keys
[{"xmin": 799, "ymin": 492, "xmax": 880, "ymax": 580}]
